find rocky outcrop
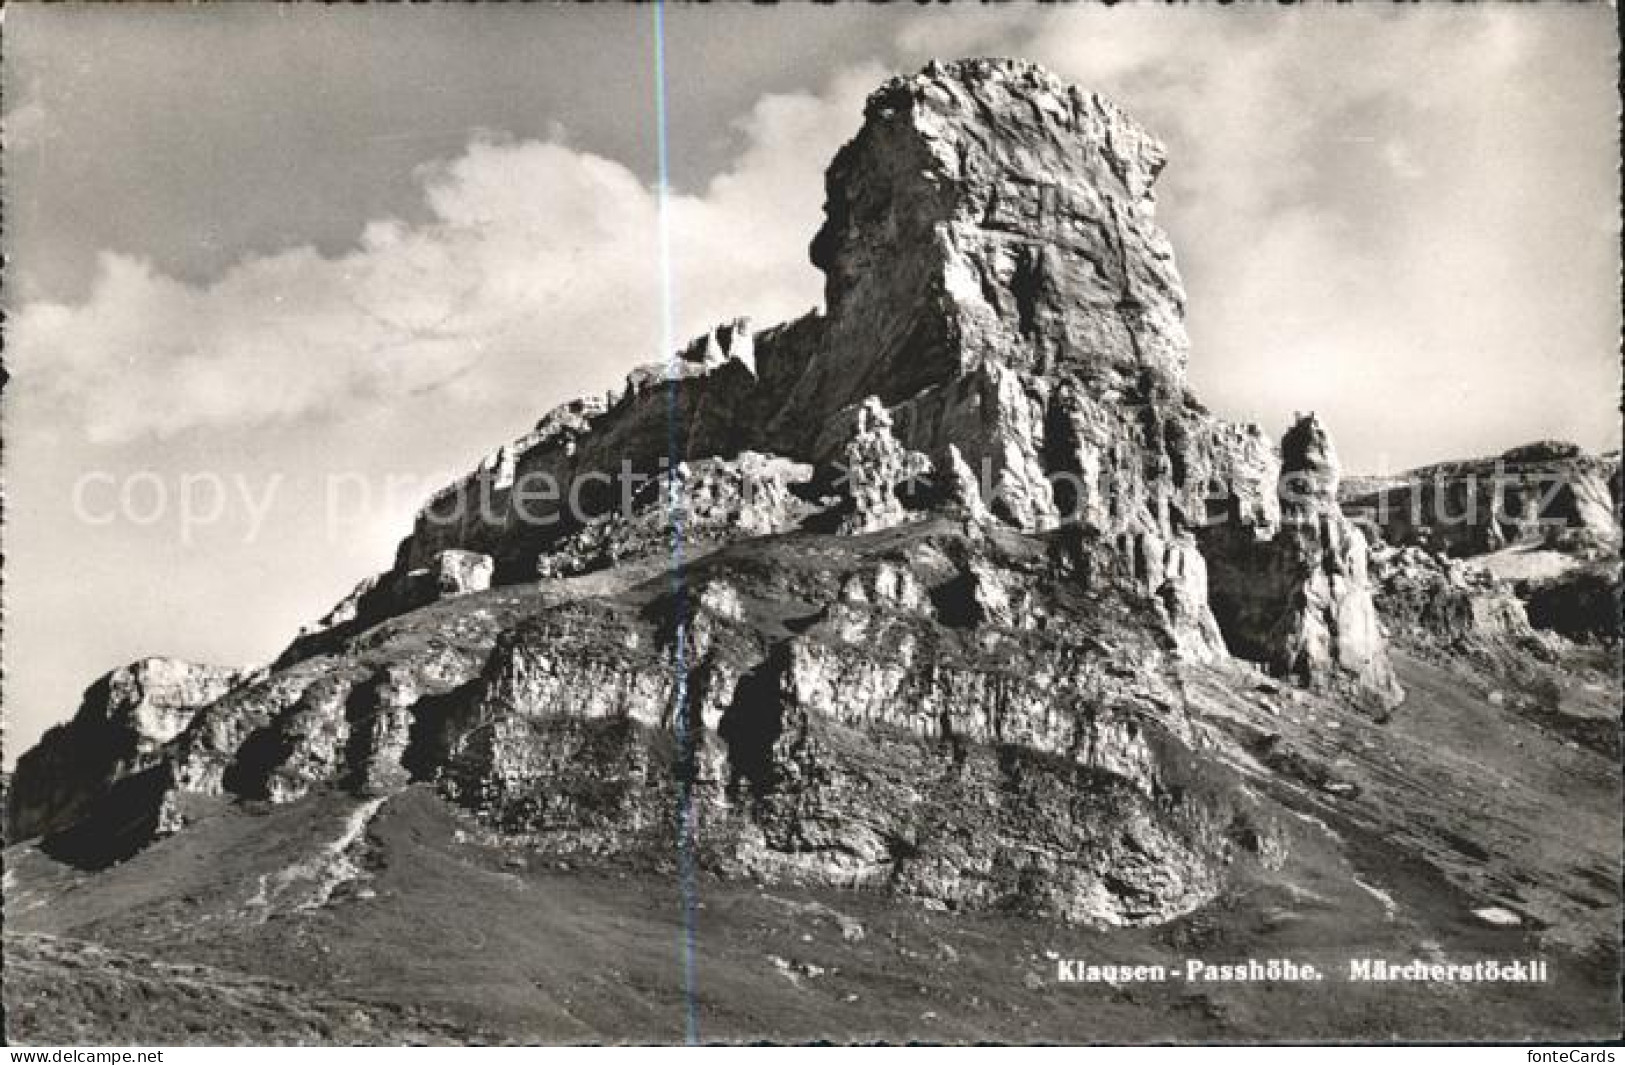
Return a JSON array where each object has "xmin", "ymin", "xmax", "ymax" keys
[
  {"xmin": 437, "ymin": 525, "xmax": 1273, "ymax": 924},
  {"xmin": 1343, "ymin": 442, "xmax": 1620, "ymax": 647},
  {"xmin": 164, "ymin": 639, "xmax": 491, "ymax": 821},
  {"xmin": 941, "ymin": 444, "xmax": 993, "ymax": 525},
  {"xmin": 533, "ymin": 452, "xmax": 816, "ymax": 578},
  {"xmin": 836, "ymin": 398, "xmax": 932, "ymax": 534},
  {"xmin": 1343, "ymin": 440, "xmax": 1620, "ymax": 558},
  {"xmin": 780, "ymin": 58, "xmax": 1189, "ymax": 448},
  {"xmin": 7, "ymin": 658, "xmax": 241, "ymax": 841},
  {"xmin": 393, "ymin": 321, "xmax": 768, "ymax": 585},
  {"xmin": 1367, "ymin": 543, "xmax": 1541, "ymax": 654},
  {"xmin": 277, "ymin": 549, "xmax": 498, "ymax": 666},
  {"xmin": 1203, "ymin": 416, "xmax": 1403, "ymax": 709},
  {"xmin": 433, "ymin": 550, "xmax": 493, "ymax": 598}
]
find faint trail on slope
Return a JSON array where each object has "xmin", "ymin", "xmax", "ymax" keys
[
  {"xmin": 246, "ymin": 796, "xmax": 389, "ymax": 921},
  {"xmin": 1352, "ymin": 876, "xmax": 1399, "ymax": 922}
]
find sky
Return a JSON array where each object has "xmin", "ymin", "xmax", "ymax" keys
[{"xmin": 2, "ymin": 5, "xmax": 1619, "ymax": 761}]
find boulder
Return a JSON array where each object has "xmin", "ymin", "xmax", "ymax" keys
[{"xmin": 433, "ymin": 550, "xmax": 494, "ymax": 598}]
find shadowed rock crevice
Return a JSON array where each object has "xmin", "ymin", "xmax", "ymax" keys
[
  {"xmin": 717, "ymin": 654, "xmax": 790, "ymax": 798},
  {"xmin": 399, "ymin": 679, "xmax": 486, "ymax": 784},
  {"xmin": 7, "ymin": 659, "xmax": 241, "ymax": 843},
  {"xmin": 221, "ymin": 724, "xmax": 300, "ymax": 804},
  {"xmin": 37, "ymin": 765, "xmax": 177, "ymax": 872}
]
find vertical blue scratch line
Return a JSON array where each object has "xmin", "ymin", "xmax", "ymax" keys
[{"xmin": 652, "ymin": 0, "xmax": 701, "ymax": 1046}]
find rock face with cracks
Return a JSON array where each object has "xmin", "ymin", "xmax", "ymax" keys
[
  {"xmin": 1366, "ymin": 542, "xmax": 1543, "ymax": 657},
  {"xmin": 1203, "ymin": 415, "xmax": 1403, "ymax": 709},
  {"xmin": 1340, "ymin": 441, "xmax": 1621, "ymax": 650},
  {"xmin": 1342, "ymin": 441, "xmax": 1620, "ymax": 558},
  {"xmin": 12, "ymin": 59, "xmax": 1415, "ymax": 923},
  {"xmin": 7, "ymin": 659, "xmax": 242, "ymax": 842}
]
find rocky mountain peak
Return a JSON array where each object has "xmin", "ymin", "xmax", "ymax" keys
[
  {"xmin": 85, "ymin": 658, "xmax": 244, "ymax": 751},
  {"xmin": 787, "ymin": 57, "xmax": 1190, "ymax": 439},
  {"xmin": 1281, "ymin": 412, "xmax": 1341, "ymax": 517},
  {"xmin": 7, "ymin": 657, "xmax": 241, "ymax": 843}
]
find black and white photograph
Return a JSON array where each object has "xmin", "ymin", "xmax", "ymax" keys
[{"xmin": 1, "ymin": 2, "xmax": 1620, "ymax": 1050}]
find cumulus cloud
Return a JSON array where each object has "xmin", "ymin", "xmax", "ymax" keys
[{"xmin": 8, "ymin": 65, "xmax": 881, "ymax": 444}]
